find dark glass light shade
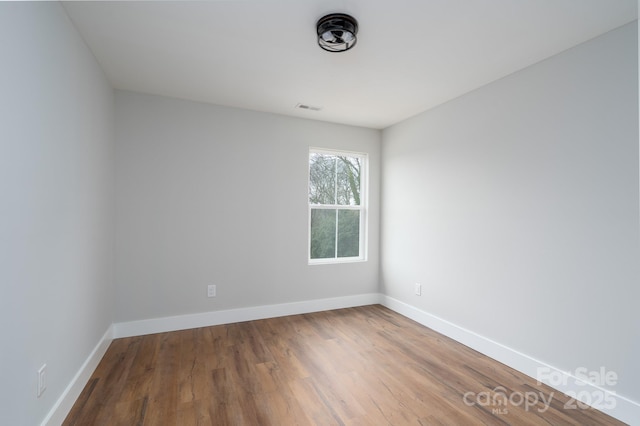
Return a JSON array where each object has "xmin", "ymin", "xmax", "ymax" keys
[{"xmin": 316, "ymin": 13, "xmax": 358, "ymax": 53}]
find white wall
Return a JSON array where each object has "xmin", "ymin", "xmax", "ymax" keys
[
  {"xmin": 115, "ymin": 91, "xmax": 380, "ymax": 322},
  {"xmin": 381, "ymin": 21, "xmax": 640, "ymax": 403},
  {"xmin": 0, "ymin": 3, "xmax": 115, "ymax": 425}
]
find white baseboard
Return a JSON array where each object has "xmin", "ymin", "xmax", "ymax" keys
[
  {"xmin": 380, "ymin": 295, "xmax": 640, "ymax": 426},
  {"xmin": 113, "ymin": 293, "xmax": 382, "ymax": 338},
  {"xmin": 41, "ymin": 295, "xmax": 639, "ymax": 426},
  {"xmin": 41, "ymin": 325, "xmax": 114, "ymax": 426}
]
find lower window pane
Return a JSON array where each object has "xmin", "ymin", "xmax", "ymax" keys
[
  {"xmin": 337, "ymin": 210, "xmax": 360, "ymax": 258},
  {"xmin": 310, "ymin": 209, "xmax": 336, "ymax": 259}
]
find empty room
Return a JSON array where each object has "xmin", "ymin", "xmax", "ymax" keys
[{"xmin": 1, "ymin": 1, "xmax": 639, "ymax": 425}]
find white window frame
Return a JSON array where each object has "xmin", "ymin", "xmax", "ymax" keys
[{"xmin": 308, "ymin": 148, "xmax": 368, "ymax": 265}]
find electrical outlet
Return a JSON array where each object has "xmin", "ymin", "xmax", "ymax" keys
[
  {"xmin": 37, "ymin": 364, "xmax": 47, "ymax": 397},
  {"xmin": 207, "ymin": 284, "xmax": 216, "ymax": 298},
  {"xmin": 414, "ymin": 283, "xmax": 422, "ymax": 296}
]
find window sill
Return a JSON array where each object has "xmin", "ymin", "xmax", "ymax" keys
[{"xmin": 308, "ymin": 257, "xmax": 367, "ymax": 266}]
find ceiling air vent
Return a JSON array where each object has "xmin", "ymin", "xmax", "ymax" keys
[{"xmin": 295, "ymin": 103, "xmax": 323, "ymax": 112}]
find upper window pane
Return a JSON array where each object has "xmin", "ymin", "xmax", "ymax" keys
[
  {"xmin": 336, "ymin": 156, "xmax": 361, "ymax": 206},
  {"xmin": 309, "ymin": 153, "xmax": 336, "ymax": 205},
  {"xmin": 309, "ymin": 153, "xmax": 361, "ymax": 206}
]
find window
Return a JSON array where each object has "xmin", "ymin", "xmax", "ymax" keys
[{"xmin": 308, "ymin": 149, "xmax": 367, "ymax": 264}]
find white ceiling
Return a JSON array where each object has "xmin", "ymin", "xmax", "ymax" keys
[{"xmin": 62, "ymin": 0, "xmax": 637, "ymax": 129}]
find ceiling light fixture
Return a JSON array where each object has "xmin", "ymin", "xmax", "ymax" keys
[{"xmin": 316, "ymin": 13, "xmax": 358, "ymax": 53}]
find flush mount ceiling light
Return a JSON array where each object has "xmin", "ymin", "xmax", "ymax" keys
[{"xmin": 316, "ymin": 13, "xmax": 358, "ymax": 53}]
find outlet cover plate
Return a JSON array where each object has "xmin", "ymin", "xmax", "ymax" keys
[
  {"xmin": 207, "ymin": 285, "xmax": 216, "ymax": 298},
  {"xmin": 37, "ymin": 364, "xmax": 47, "ymax": 397}
]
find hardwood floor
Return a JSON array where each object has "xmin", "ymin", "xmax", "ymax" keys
[{"xmin": 64, "ymin": 305, "xmax": 624, "ymax": 425}]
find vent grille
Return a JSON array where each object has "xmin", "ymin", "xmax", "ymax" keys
[{"xmin": 295, "ymin": 103, "xmax": 323, "ymax": 112}]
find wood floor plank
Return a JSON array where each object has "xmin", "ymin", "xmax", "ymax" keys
[
  {"xmin": 287, "ymin": 377, "xmax": 346, "ymax": 425},
  {"xmin": 63, "ymin": 305, "xmax": 625, "ymax": 425}
]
